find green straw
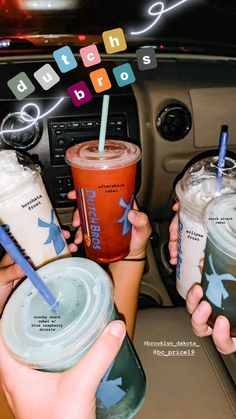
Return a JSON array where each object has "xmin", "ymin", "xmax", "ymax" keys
[{"xmin": 98, "ymin": 95, "xmax": 110, "ymax": 152}]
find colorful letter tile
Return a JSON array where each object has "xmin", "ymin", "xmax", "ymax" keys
[
  {"xmin": 89, "ymin": 68, "xmax": 111, "ymax": 93},
  {"xmin": 7, "ymin": 72, "xmax": 35, "ymax": 100},
  {"xmin": 112, "ymin": 63, "xmax": 136, "ymax": 87},
  {"xmin": 34, "ymin": 64, "xmax": 60, "ymax": 90},
  {"xmin": 80, "ymin": 44, "xmax": 101, "ymax": 67},
  {"xmin": 53, "ymin": 46, "xmax": 78, "ymax": 73},
  {"xmin": 102, "ymin": 28, "xmax": 127, "ymax": 54},
  {"xmin": 67, "ymin": 81, "xmax": 93, "ymax": 107},
  {"xmin": 136, "ymin": 47, "xmax": 157, "ymax": 70}
]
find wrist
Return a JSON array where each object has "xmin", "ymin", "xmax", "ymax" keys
[
  {"xmin": 108, "ymin": 251, "xmax": 147, "ymax": 268},
  {"xmin": 125, "ymin": 246, "xmax": 147, "ymax": 260}
]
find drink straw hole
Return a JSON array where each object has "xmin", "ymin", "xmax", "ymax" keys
[{"xmin": 212, "ymin": 157, "xmax": 236, "ymax": 170}]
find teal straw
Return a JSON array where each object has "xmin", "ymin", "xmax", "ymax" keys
[
  {"xmin": 0, "ymin": 224, "xmax": 59, "ymax": 312},
  {"xmin": 98, "ymin": 95, "xmax": 110, "ymax": 152}
]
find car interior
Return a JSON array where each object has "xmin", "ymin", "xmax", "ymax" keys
[{"xmin": 0, "ymin": 1, "xmax": 236, "ymax": 418}]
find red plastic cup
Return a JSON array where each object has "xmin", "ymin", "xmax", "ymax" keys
[{"xmin": 66, "ymin": 139, "xmax": 141, "ymax": 263}]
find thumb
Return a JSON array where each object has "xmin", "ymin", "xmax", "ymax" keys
[
  {"xmin": 67, "ymin": 190, "xmax": 76, "ymax": 200},
  {"xmin": 128, "ymin": 210, "xmax": 151, "ymax": 235},
  {"xmin": 0, "ymin": 263, "xmax": 24, "ymax": 286},
  {"xmin": 64, "ymin": 321, "xmax": 126, "ymax": 394}
]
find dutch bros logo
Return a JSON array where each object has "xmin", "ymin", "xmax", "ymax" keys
[{"xmin": 7, "ymin": 28, "xmax": 157, "ymax": 107}]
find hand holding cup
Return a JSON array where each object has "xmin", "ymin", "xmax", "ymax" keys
[
  {"xmin": 0, "ymin": 320, "xmax": 126, "ymax": 419},
  {"xmin": 187, "ymin": 284, "xmax": 236, "ymax": 355}
]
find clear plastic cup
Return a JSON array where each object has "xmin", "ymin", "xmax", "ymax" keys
[
  {"xmin": 0, "ymin": 150, "xmax": 70, "ymax": 267},
  {"xmin": 175, "ymin": 156, "xmax": 236, "ymax": 299},
  {"xmin": 65, "ymin": 140, "xmax": 141, "ymax": 263},
  {"xmin": 1, "ymin": 257, "xmax": 146, "ymax": 418},
  {"xmin": 202, "ymin": 194, "xmax": 236, "ymax": 336}
]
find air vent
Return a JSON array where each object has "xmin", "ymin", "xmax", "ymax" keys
[
  {"xmin": 0, "ymin": 112, "xmax": 42, "ymax": 150},
  {"xmin": 157, "ymin": 104, "xmax": 192, "ymax": 141}
]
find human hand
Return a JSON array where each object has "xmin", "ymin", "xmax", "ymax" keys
[
  {"xmin": 168, "ymin": 201, "xmax": 179, "ymax": 265},
  {"xmin": 62, "ymin": 190, "xmax": 82, "ymax": 253},
  {"xmin": 125, "ymin": 202, "xmax": 152, "ymax": 259},
  {"xmin": 0, "ymin": 320, "xmax": 126, "ymax": 419},
  {"xmin": 0, "ymin": 254, "xmax": 24, "ymax": 314},
  {"xmin": 169, "ymin": 200, "xmax": 236, "ymax": 355},
  {"xmin": 186, "ymin": 284, "xmax": 236, "ymax": 355},
  {"xmin": 66, "ymin": 191, "xmax": 152, "ymax": 259}
]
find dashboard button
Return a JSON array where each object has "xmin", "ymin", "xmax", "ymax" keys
[
  {"xmin": 57, "ymin": 139, "xmax": 66, "ymax": 148},
  {"xmin": 55, "ymin": 154, "xmax": 65, "ymax": 159}
]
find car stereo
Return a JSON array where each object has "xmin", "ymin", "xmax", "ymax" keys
[
  {"xmin": 48, "ymin": 113, "xmax": 129, "ymax": 165},
  {"xmin": 47, "ymin": 113, "xmax": 139, "ymax": 206}
]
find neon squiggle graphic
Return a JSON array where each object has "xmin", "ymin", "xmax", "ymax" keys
[
  {"xmin": 0, "ymin": 97, "xmax": 65, "ymax": 136},
  {"xmin": 130, "ymin": 0, "xmax": 191, "ymax": 36}
]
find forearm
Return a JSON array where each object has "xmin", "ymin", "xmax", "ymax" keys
[{"xmin": 108, "ymin": 260, "xmax": 145, "ymax": 340}]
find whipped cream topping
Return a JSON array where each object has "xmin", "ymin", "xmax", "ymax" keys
[{"xmin": 0, "ymin": 150, "xmax": 36, "ymax": 195}]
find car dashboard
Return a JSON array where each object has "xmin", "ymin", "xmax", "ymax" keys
[{"xmin": 1, "ymin": 52, "xmax": 236, "ymax": 215}]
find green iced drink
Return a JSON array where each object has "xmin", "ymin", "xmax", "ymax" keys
[
  {"xmin": 1, "ymin": 257, "xmax": 146, "ymax": 418},
  {"xmin": 202, "ymin": 194, "xmax": 236, "ymax": 336}
]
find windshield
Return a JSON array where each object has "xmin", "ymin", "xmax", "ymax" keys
[{"xmin": 1, "ymin": 1, "xmax": 236, "ymax": 54}]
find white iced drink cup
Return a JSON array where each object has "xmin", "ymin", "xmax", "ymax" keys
[
  {"xmin": 175, "ymin": 156, "xmax": 236, "ymax": 299},
  {"xmin": 1, "ymin": 257, "xmax": 146, "ymax": 418},
  {"xmin": 0, "ymin": 150, "xmax": 70, "ymax": 267}
]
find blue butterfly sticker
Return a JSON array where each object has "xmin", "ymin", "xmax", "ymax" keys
[
  {"xmin": 117, "ymin": 195, "xmax": 134, "ymax": 235},
  {"xmin": 38, "ymin": 209, "xmax": 65, "ymax": 255},
  {"xmin": 205, "ymin": 254, "xmax": 236, "ymax": 309},
  {"xmin": 96, "ymin": 361, "xmax": 126, "ymax": 408}
]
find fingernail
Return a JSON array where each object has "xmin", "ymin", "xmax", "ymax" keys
[
  {"xmin": 197, "ymin": 300, "xmax": 210, "ymax": 318},
  {"xmin": 216, "ymin": 316, "xmax": 227, "ymax": 329},
  {"xmin": 197, "ymin": 302, "xmax": 206, "ymax": 317},
  {"xmin": 109, "ymin": 321, "xmax": 126, "ymax": 338}
]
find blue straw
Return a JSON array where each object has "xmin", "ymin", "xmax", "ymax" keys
[
  {"xmin": 0, "ymin": 225, "xmax": 59, "ymax": 312},
  {"xmin": 98, "ymin": 95, "xmax": 110, "ymax": 152},
  {"xmin": 216, "ymin": 125, "xmax": 229, "ymax": 195}
]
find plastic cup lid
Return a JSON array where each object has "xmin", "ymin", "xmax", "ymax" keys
[
  {"xmin": 204, "ymin": 194, "xmax": 236, "ymax": 259},
  {"xmin": 65, "ymin": 139, "xmax": 141, "ymax": 170},
  {"xmin": 175, "ymin": 156, "xmax": 236, "ymax": 213},
  {"xmin": 1, "ymin": 257, "xmax": 113, "ymax": 367}
]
